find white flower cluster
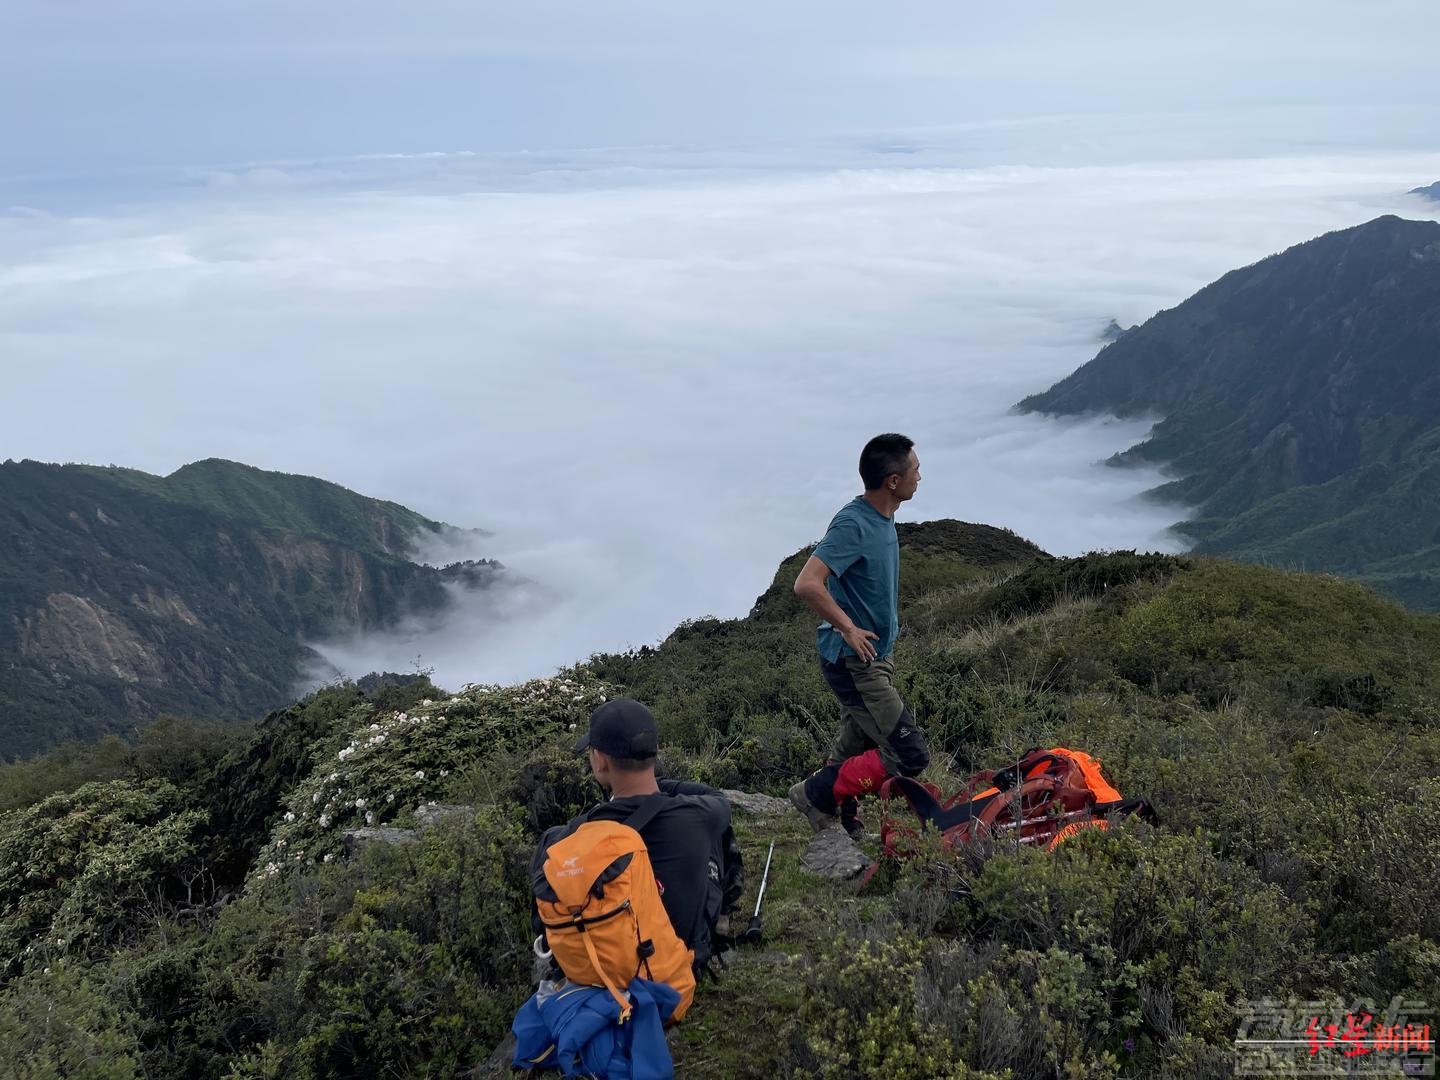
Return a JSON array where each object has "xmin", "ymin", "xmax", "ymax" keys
[
  {"xmin": 331, "ymin": 710, "xmax": 430, "ymax": 769},
  {"xmin": 521, "ymin": 675, "xmax": 593, "ymax": 704},
  {"xmin": 250, "ymin": 673, "xmax": 614, "ymax": 891},
  {"xmin": 302, "ymin": 707, "xmax": 445, "ymax": 838}
]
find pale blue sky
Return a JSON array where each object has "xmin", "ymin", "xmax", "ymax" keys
[{"xmin": 4, "ymin": 0, "xmax": 1439, "ymax": 180}]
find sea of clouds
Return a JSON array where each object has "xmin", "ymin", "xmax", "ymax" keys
[{"xmin": 2, "ymin": 114, "xmax": 1438, "ymax": 690}]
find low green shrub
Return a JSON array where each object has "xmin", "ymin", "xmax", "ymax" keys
[
  {"xmin": 228, "ymin": 810, "xmax": 532, "ymax": 1079},
  {"xmin": 0, "ymin": 778, "xmax": 208, "ymax": 973},
  {"xmin": 0, "ymin": 961, "xmax": 141, "ymax": 1080},
  {"xmin": 795, "ymin": 935, "xmax": 1004, "ymax": 1080}
]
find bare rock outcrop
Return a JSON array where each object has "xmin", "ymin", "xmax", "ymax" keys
[
  {"xmin": 722, "ymin": 789, "xmax": 792, "ymax": 815},
  {"xmin": 19, "ymin": 593, "xmax": 165, "ymax": 683},
  {"xmin": 342, "ymin": 802, "xmax": 476, "ymax": 855},
  {"xmin": 799, "ymin": 827, "xmax": 872, "ymax": 880}
]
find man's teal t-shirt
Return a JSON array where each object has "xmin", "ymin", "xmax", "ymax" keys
[{"xmin": 812, "ymin": 496, "xmax": 899, "ymax": 663}]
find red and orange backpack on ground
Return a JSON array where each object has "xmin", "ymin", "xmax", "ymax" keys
[{"xmin": 877, "ymin": 746, "xmax": 1156, "ymax": 857}]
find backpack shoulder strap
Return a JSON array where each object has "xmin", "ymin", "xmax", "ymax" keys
[
  {"xmin": 579, "ymin": 792, "xmax": 669, "ymax": 838},
  {"xmin": 883, "ymin": 775, "xmax": 946, "ymax": 826},
  {"xmin": 622, "ymin": 793, "xmax": 669, "ymax": 837},
  {"xmin": 991, "ymin": 748, "xmax": 1060, "ymax": 791}
]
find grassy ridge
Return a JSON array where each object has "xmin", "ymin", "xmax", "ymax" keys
[{"xmin": 0, "ymin": 525, "xmax": 1437, "ymax": 1078}]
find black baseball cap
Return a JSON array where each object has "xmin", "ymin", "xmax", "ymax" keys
[{"xmin": 573, "ymin": 699, "xmax": 660, "ymax": 760}]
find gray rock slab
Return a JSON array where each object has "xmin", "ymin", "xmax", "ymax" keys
[
  {"xmin": 722, "ymin": 789, "xmax": 792, "ymax": 815},
  {"xmin": 800, "ymin": 827, "xmax": 873, "ymax": 879},
  {"xmin": 466, "ymin": 1031, "xmax": 517, "ymax": 1079},
  {"xmin": 342, "ymin": 804, "xmax": 477, "ymax": 859}
]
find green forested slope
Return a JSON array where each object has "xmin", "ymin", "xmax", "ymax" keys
[
  {"xmin": 0, "ymin": 459, "xmax": 497, "ymax": 759},
  {"xmin": 81, "ymin": 458, "xmax": 453, "ymax": 556},
  {"xmin": 1018, "ymin": 215, "xmax": 1440, "ymax": 608},
  {"xmin": 2, "ymin": 523, "xmax": 1436, "ymax": 1079}
]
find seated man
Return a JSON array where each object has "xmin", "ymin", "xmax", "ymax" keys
[
  {"xmin": 531, "ymin": 698, "xmax": 743, "ymax": 991},
  {"xmin": 516, "ymin": 700, "xmax": 743, "ymax": 1075}
]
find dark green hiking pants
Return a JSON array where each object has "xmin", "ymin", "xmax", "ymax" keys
[{"xmin": 820, "ymin": 655, "xmax": 930, "ymax": 777}]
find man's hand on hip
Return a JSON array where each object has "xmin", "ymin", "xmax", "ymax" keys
[{"xmin": 840, "ymin": 625, "xmax": 879, "ymax": 663}]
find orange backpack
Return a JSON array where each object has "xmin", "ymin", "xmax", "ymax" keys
[
  {"xmin": 535, "ymin": 799, "xmax": 697, "ymax": 1023},
  {"xmin": 878, "ymin": 746, "xmax": 1155, "ymax": 856}
]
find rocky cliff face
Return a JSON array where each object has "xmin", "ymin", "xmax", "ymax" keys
[
  {"xmin": 0, "ymin": 459, "xmax": 501, "ymax": 759},
  {"xmin": 20, "ymin": 593, "xmax": 169, "ymax": 685}
]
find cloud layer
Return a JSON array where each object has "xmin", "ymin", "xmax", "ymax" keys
[{"xmin": 3, "ymin": 123, "xmax": 1438, "ymax": 690}]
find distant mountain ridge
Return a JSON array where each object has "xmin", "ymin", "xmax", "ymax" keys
[
  {"xmin": 0, "ymin": 458, "xmax": 499, "ymax": 758},
  {"xmin": 1412, "ymin": 180, "xmax": 1440, "ymax": 201},
  {"xmin": 1018, "ymin": 215, "xmax": 1440, "ymax": 608}
]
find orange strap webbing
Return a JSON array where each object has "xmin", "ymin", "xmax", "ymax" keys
[{"xmin": 577, "ymin": 919, "xmax": 633, "ymax": 1022}]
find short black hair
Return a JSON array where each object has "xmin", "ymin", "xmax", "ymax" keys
[
  {"xmin": 607, "ymin": 754, "xmax": 657, "ymax": 774},
  {"xmin": 859, "ymin": 433, "xmax": 914, "ymax": 491}
]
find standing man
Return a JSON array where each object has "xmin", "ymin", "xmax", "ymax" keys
[{"xmin": 789, "ymin": 433, "xmax": 931, "ymax": 834}]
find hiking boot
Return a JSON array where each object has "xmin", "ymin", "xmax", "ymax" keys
[
  {"xmin": 839, "ymin": 796, "xmax": 864, "ymax": 838},
  {"xmin": 789, "ymin": 781, "xmax": 838, "ymax": 832}
]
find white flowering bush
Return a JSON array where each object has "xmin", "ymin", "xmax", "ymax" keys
[{"xmin": 247, "ymin": 668, "xmax": 609, "ymax": 884}]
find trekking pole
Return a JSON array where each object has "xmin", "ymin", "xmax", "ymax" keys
[{"xmin": 741, "ymin": 841, "xmax": 775, "ymax": 946}]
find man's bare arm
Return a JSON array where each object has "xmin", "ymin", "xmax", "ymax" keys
[{"xmin": 793, "ymin": 555, "xmax": 879, "ymax": 662}]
